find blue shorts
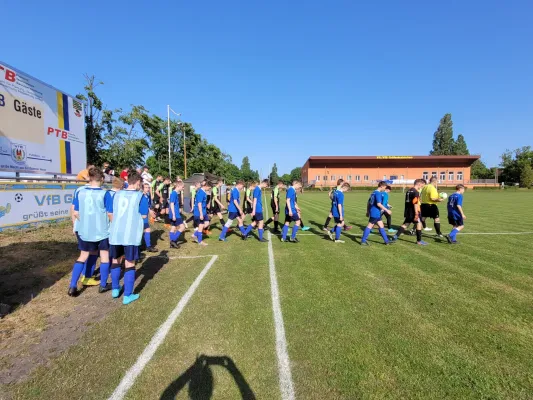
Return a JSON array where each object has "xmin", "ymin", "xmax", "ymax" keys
[
  {"xmin": 228, "ymin": 212, "xmax": 240, "ymax": 220},
  {"xmin": 76, "ymin": 233, "xmax": 109, "ymax": 252},
  {"xmin": 252, "ymin": 212, "xmax": 264, "ymax": 222},
  {"xmin": 368, "ymin": 216, "xmax": 381, "ymax": 224},
  {"xmin": 285, "ymin": 213, "xmax": 300, "ymax": 223},
  {"xmin": 109, "ymin": 245, "xmax": 140, "ymax": 262},
  {"xmin": 194, "ymin": 216, "xmax": 208, "ymax": 225},
  {"xmin": 448, "ymin": 216, "xmax": 464, "ymax": 227},
  {"xmin": 143, "ymin": 220, "xmax": 150, "ymax": 230},
  {"xmin": 170, "ymin": 217, "xmax": 184, "ymax": 227}
]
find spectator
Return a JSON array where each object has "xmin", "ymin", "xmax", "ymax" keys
[
  {"xmin": 76, "ymin": 163, "xmax": 94, "ymax": 182},
  {"xmin": 120, "ymin": 167, "xmax": 129, "ymax": 181},
  {"xmin": 103, "ymin": 162, "xmax": 115, "ymax": 182},
  {"xmin": 141, "ymin": 166, "xmax": 153, "ymax": 184}
]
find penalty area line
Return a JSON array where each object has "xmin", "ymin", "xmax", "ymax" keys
[
  {"xmin": 265, "ymin": 194, "xmax": 296, "ymax": 400},
  {"xmin": 108, "ymin": 255, "xmax": 219, "ymax": 400}
]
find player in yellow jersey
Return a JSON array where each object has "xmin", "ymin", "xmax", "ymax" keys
[{"xmin": 420, "ymin": 176, "xmax": 444, "ymax": 237}]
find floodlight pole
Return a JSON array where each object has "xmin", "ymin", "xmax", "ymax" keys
[{"xmin": 167, "ymin": 105, "xmax": 171, "ymax": 179}]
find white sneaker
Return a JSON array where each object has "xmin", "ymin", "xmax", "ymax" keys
[
  {"xmin": 423, "ymin": 227, "xmax": 433, "ymax": 231},
  {"xmin": 335, "ymin": 240, "xmax": 345, "ymax": 243},
  {"xmin": 327, "ymin": 230, "xmax": 334, "ymax": 241}
]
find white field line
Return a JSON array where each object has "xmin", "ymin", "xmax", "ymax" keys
[
  {"xmin": 265, "ymin": 193, "xmax": 296, "ymax": 400},
  {"xmin": 275, "ymin": 231, "xmax": 533, "ymax": 237},
  {"xmin": 108, "ymin": 255, "xmax": 219, "ymax": 400}
]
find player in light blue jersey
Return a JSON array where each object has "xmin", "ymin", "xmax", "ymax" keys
[
  {"xmin": 242, "ymin": 180, "xmax": 269, "ymax": 242},
  {"xmin": 169, "ymin": 179, "xmax": 186, "ymax": 248},
  {"xmin": 108, "ymin": 171, "xmax": 149, "ymax": 305},
  {"xmin": 282, "ymin": 180, "xmax": 303, "ymax": 243},
  {"xmin": 361, "ymin": 181, "xmax": 394, "ymax": 246},
  {"xmin": 68, "ymin": 168, "xmax": 110, "ymax": 297},
  {"xmin": 219, "ymin": 180, "xmax": 247, "ymax": 241}
]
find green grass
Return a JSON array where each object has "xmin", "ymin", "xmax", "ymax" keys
[{"xmin": 6, "ymin": 191, "xmax": 533, "ymax": 399}]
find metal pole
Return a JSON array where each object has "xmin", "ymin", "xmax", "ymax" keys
[
  {"xmin": 167, "ymin": 105, "xmax": 172, "ymax": 179},
  {"xmin": 184, "ymin": 127, "xmax": 187, "ymax": 179}
]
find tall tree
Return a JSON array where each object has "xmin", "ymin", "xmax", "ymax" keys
[
  {"xmin": 500, "ymin": 146, "xmax": 533, "ymax": 183},
  {"xmin": 453, "ymin": 134, "xmax": 469, "ymax": 155},
  {"xmin": 280, "ymin": 173, "xmax": 291, "ymax": 184},
  {"xmin": 270, "ymin": 163, "xmax": 279, "ymax": 185},
  {"xmin": 520, "ymin": 163, "xmax": 533, "ymax": 188},
  {"xmin": 430, "ymin": 113, "xmax": 455, "ymax": 155},
  {"xmin": 76, "ymin": 75, "xmax": 115, "ymax": 166},
  {"xmin": 290, "ymin": 167, "xmax": 302, "ymax": 182},
  {"xmin": 240, "ymin": 156, "xmax": 254, "ymax": 182}
]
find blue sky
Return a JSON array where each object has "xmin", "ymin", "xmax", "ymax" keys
[{"xmin": 3, "ymin": 0, "xmax": 532, "ymax": 176}]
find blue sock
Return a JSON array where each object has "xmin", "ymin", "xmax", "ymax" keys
[
  {"xmin": 291, "ymin": 225, "xmax": 299, "ymax": 239},
  {"xmin": 362, "ymin": 227, "xmax": 371, "ymax": 242},
  {"xmin": 99, "ymin": 262, "xmax": 110, "ymax": 288},
  {"xmin": 330, "ymin": 227, "xmax": 335, "ymax": 233},
  {"xmin": 169, "ymin": 231, "xmax": 176, "ymax": 241},
  {"xmin": 85, "ymin": 254, "xmax": 98, "ymax": 278},
  {"xmin": 450, "ymin": 228, "xmax": 459, "ymax": 241},
  {"xmin": 282, "ymin": 225, "xmax": 289, "ymax": 240},
  {"xmin": 219, "ymin": 226, "xmax": 228, "ymax": 239},
  {"xmin": 69, "ymin": 262, "xmax": 85, "ymax": 288},
  {"xmin": 335, "ymin": 226, "xmax": 341, "ymax": 240},
  {"xmin": 197, "ymin": 231, "xmax": 203, "ymax": 243},
  {"xmin": 379, "ymin": 228, "xmax": 389, "ymax": 243},
  {"xmin": 239, "ymin": 225, "xmax": 246, "ymax": 235},
  {"xmin": 244, "ymin": 225, "xmax": 253, "ymax": 236},
  {"xmin": 123, "ymin": 268, "xmax": 136, "ymax": 296},
  {"xmin": 259, "ymin": 229, "xmax": 264, "ymax": 240},
  {"xmin": 144, "ymin": 232, "xmax": 151, "ymax": 247},
  {"xmin": 175, "ymin": 231, "xmax": 182, "ymax": 241},
  {"xmin": 111, "ymin": 264, "xmax": 122, "ymax": 290}
]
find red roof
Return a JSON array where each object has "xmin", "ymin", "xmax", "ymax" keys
[{"xmin": 305, "ymin": 155, "xmax": 480, "ymax": 168}]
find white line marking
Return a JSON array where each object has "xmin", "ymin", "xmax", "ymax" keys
[
  {"xmin": 459, "ymin": 232, "xmax": 533, "ymax": 235},
  {"xmin": 265, "ymin": 194, "xmax": 296, "ymax": 400},
  {"xmin": 108, "ymin": 255, "xmax": 219, "ymax": 400}
]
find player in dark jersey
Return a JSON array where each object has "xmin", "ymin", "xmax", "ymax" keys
[
  {"xmin": 391, "ymin": 179, "xmax": 427, "ymax": 245},
  {"xmin": 156, "ymin": 177, "xmax": 171, "ymax": 223},
  {"xmin": 264, "ymin": 181, "xmax": 285, "ymax": 234}
]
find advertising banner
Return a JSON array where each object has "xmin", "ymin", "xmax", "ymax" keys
[
  {"xmin": 0, "ymin": 183, "xmax": 83, "ymax": 231},
  {"xmin": 0, "ymin": 62, "xmax": 86, "ymax": 175}
]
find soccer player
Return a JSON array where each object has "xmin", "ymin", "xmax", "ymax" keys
[
  {"xmin": 108, "ymin": 170, "xmax": 149, "ymax": 305},
  {"xmin": 219, "ymin": 180, "xmax": 247, "ymax": 241},
  {"xmin": 169, "ymin": 179, "xmax": 186, "ymax": 248},
  {"xmin": 243, "ymin": 180, "xmax": 269, "ymax": 242},
  {"xmin": 156, "ymin": 177, "xmax": 172, "ymax": 223},
  {"xmin": 381, "ymin": 185, "xmax": 396, "ymax": 233},
  {"xmin": 210, "ymin": 179, "xmax": 227, "ymax": 230},
  {"xmin": 294, "ymin": 186, "xmax": 310, "ymax": 231},
  {"xmin": 185, "ymin": 181, "xmax": 201, "ymax": 227},
  {"xmin": 360, "ymin": 181, "xmax": 394, "ymax": 246},
  {"xmin": 193, "ymin": 180, "xmax": 211, "ymax": 246},
  {"xmin": 151, "ymin": 175, "xmax": 163, "ymax": 221},
  {"xmin": 243, "ymin": 183, "xmax": 253, "ymax": 216},
  {"xmin": 446, "ymin": 184, "xmax": 466, "ymax": 244},
  {"xmin": 142, "ymin": 183, "xmax": 158, "ymax": 253},
  {"xmin": 68, "ymin": 167, "xmax": 110, "ymax": 297},
  {"xmin": 327, "ymin": 182, "xmax": 350, "ymax": 243},
  {"xmin": 323, "ymin": 179, "xmax": 352, "ymax": 232},
  {"xmin": 391, "ymin": 179, "xmax": 428, "ymax": 245},
  {"xmin": 281, "ymin": 180, "xmax": 302, "ymax": 243},
  {"xmin": 264, "ymin": 181, "xmax": 284, "ymax": 234},
  {"xmin": 420, "ymin": 176, "xmax": 444, "ymax": 237}
]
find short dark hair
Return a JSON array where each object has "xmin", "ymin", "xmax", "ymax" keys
[
  {"xmin": 430, "ymin": 176, "xmax": 438, "ymax": 183},
  {"xmin": 336, "ymin": 178, "xmax": 344, "ymax": 186},
  {"xmin": 414, "ymin": 179, "xmax": 425, "ymax": 186},
  {"xmin": 236, "ymin": 180, "xmax": 245, "ymax": 185},
  {"xmin": 88, "ymin": 166, "xmax": 104, "ymax": 181},
  {"xmin": 127, "ymin": 171, "xmax": 142, "ymax": 185},
  {"xmin": 456, "ymin": 184, "xmax": 465, "ymax": 190},
  {"xmin": 385, "ymin": 185, "xmax": 392, "ymax": 190},
  {"xmin": 341, "ymin": 182, "xmax": 351, "ymax": 189},
  {"xmin": 377, "ymin": 181, "xmax": 387, "ymax": 188},
  {"xmin": 262, "ymin": 179, "xmax": 269, "ymax": 184}
]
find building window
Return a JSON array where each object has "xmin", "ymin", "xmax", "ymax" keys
[
  {"xmin": 339, "ymin": 176, "xmax": 343, "ymax": 180},
  {"xmin": 383, "ymin": 175, "xmax": 387, "ymax": 180},
  {"xmin": 364, "ymin": 175, "xmax": 369, "ymax": 182},
  {"xmin": 432, "ymin": 172, "xmax": 437, "ymax": 179},
  {"xmin": 457, "ymin": 171, "xmax": 463, "ymax": 181},
  {"xmin": 315, "ymin": 176, "xmax": 320, "ymax": 182},
  {"xmin": 355, "ymin": 175, "xmax": 361, "ymax": 182},
  {"xmin": 390, "ymin": 175, "xmax": 398, "ymax": 180},
  {"xmin": 400, "ymin": 175, "xmax": 404, "ymax": 180},
  {"xmin": 323, "ymin": 176, "xmax": 327, "ymax": 181},
  {"xmin": 347, "ymin": 175, "xmax": 351, "ymax": 181},
  {"xmin": 331, "ymin": 175, "xmax": 335, "ymax": 182},
  {"xmin": 423, "ymin": 172, "xmax": 429, "ymax": 180},
  {"xmin": 449, "ymin": 171, "xmax": 454, "ymax": 181},
  {"xmin": 440, "ymin": 171, "xmax": 446, "ymax": 181}
]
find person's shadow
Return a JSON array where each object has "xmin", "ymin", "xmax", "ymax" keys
[
  {"xmin": 134, "ymin": 250, "xmax": 170, "ymax": 294},
  {"xmin": 160, "ymin": 355, "xmax": 256, "ymax": 400}
]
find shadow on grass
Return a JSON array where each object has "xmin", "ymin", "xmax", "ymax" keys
[
  {"xmin": 135, "ymin": 250, "xmax": 170, "ymax": 294},
  {"xmin": 0, "ymin": 241, "xmax": 78, "ymax": 314},
  {"xmin": 160, "ymin": 355, "xmax": 256, "ymax": 400}
]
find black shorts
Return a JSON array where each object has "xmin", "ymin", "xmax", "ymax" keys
[
  {"xmin": 244, "ymin": 205, "xmax": 253, "ymax": 214},
  {"xmin": 271, "ymin": 201, "xmax": 280, "ymax": 214},
  {"xmin": 284, "ymin": 214, "xmax": 300, "ymax": 224},
  {"xmin": 76, "ymin": 234, "xmax": 110, "ymax": 252},
  {"xmin": 333, "ymin": 217, "xmax": 343, "ymax": 224},
  {"xmin": 403, "ymin": 210, "xmax": 419, "ymax": 224},
  {"xmin": 448, "ymin": 216, "xmax": 464, "ymax": 226},
  {"xmin": 421, "ymin": 204, "xmax": 439, "ymax": 219},
  {"xmin": 211, "ymin": 203, "xmax": 221, "ymax": 214}
]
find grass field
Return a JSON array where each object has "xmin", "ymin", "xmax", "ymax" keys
[{"xmin": 2, "ymin": 190, "xmax": 533, "ymax": 399}]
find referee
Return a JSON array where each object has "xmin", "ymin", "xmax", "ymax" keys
[{"xmin": 420, "ymin": 176, "xmax": 444, "ymax": 237}]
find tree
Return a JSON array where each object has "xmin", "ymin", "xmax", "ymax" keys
[
  {"xmin": 520, "ymin": 163, "xmax": 533, "ymax": 188},
  {"xmin": 453, "ymin": 134, "xmax": 469, "ymax": 155},
  {"xmin": 76, "ymin": 75, "xmax": 115, "ymax": 166},
  {"xmin": 280, "ymin": 173, "xmax": 291, "ymax": 184},
  {"xmin": 240, "ymin": 156, "xmax": 255, "ymax": 182},
  {"xmin": 430, "ymin": 113, "xmax": 455, "ymax": 155},
  {"xmin": 500, "ymin": 146, "xmax": 533, "ymax": 184},
  {"xmin": 270, "ymin": 163, "xmax": 279, "ymax": 185},
  {"xmin": 470, "ymin": 159, "xmax": 493, "ymax": 179},
  {"xmin": 290, "ymin": 167, "xmax": 302, "ymax": 182}
]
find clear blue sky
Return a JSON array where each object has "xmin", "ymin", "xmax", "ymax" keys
[{"xmin": 3, "ymin": 0, "xmax": 532, "ymax": 176}]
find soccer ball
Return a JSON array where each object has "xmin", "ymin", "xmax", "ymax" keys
[{"xmin": 439, "ymin": 192, "xmax": 448, "ymax": 200}]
